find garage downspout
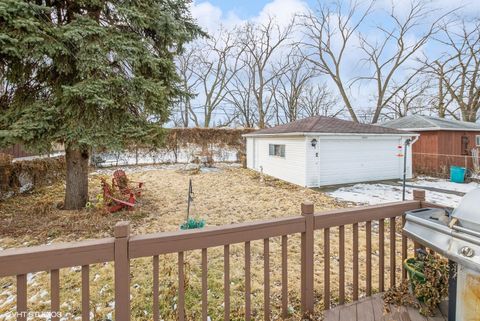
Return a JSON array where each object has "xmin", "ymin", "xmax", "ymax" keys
[{"xmin": 402, "ymin": 136, "xmax": 419, "ymax": 201}]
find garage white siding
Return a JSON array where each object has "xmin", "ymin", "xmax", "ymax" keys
[
  {"xmin": 316, "ymin": 136, "xmax": 409, "ymax": 186},
  {"xmin": 246, "ymin": 136, "xmax": 307, "ymax": 186}
]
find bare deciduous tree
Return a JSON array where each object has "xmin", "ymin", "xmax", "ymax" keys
[
  {"xmin": 236, "ymin": 17, "xmax": 295, "ymax": 128},
  {"xmin": 298, "ymin": 83, "xmax": 343, "ymax": 118},
  {"xmin": 300, "ymin": 0, "xmax": 451, "ymax": 123},
  {"xmin": 226, "ymin": 58, "xmax": 257, "ymax": 128},
  {"xmin": 381, "ymin": 78, "xmax": 432, "ymax": 120},
  {"xmin": 271, "ymin": 48, "xmax": 318, "ymax": 124},
  {"xmin": 425, "ymin": 19, "xmax": 480, "ymax": 122},
  {"xmin": 175, "ymin": 46, "xmax": 201, "ymax": 127},
  {"xmin": 191, "ymin": 29, "xmax": 244, "ymax": 127}
]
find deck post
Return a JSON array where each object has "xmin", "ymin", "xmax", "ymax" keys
[
  {"xmin": 412, "ymin": 190, "xmax": 426, "ymax": 253},
  {"xmin": 413, "ymin": 189, "xmax": 426, "ymax": 203},
  {"xmin": 114, "ymin": 221, "xmax": 131, "ymax": 321},
  {"xmin": 301, "ymin": 202, "xmax": 314, "ymax": 315}
]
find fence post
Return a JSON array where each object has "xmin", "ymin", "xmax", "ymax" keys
[
  {"xmin": 115, "ymin": 221, "xmax": 131, "ymax": 321},
  {"xmin": 301, "ymin": 202, "xmax": 314, "ymax": 315}
]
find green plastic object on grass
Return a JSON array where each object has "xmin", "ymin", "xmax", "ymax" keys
[{"xmin": 180, "ymin": 218, "xmax": 205, "ymax": 230}]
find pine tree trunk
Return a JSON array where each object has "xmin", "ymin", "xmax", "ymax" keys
[{"xmin": 64, "ymin": 146, "xmax": 89, "ymax": 210}]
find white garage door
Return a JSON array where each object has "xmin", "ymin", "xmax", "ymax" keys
[{"xmin": 319, "ymin": 138, "xmax": 402, "ymax": 186}]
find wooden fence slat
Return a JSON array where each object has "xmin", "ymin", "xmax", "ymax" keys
[
  {"xmin": 224, "ymin": 245, "xmax": 230, "ymax": 321},
  {"xmin": 178, "ymin": 252, "xmax": 185, "ymax": 321},
  {"xmin": 281, "ymin": 235, "xmax": 288, "ymax": 318},
  {"xmin": 379, "ymin": 219, "xmax": 385, "ymax": 292},
  {"xmin": 353, "ymin": 223, "xmax": 359, "ymax": 301},
  {"xmin": 202, "ymin": 249, "xmax": 208, "ymax": 321},
  {"xmin": 390, "ymin": 217, "xmax": 396, "ymax": 288},
  {"xmin": 324, "ymin": 228, "xmax": 331, "ymax": 310},
  {"xmin": 153, "ymin": 256, "xmax": 159, "ymax": 321},
  {"xmin": 245, "ymin": 241, "xmax": 251, "ymax": 321},
  {"xmin": 17, "ymin": 274, "xmax": 27, "ymax": 321},
  {"xmin": 339, "ymin": 225, "xmax": 345, "ymax": 305},
  {"xmin": 366, "ymin": 221, "xmax": 372, "ymax": 296},
  {"xmin": 50, "ymin": 269, "xmax": 60, "ymax": 321},
  {"xmin": 264, "ymin": 238, "xmax": 270, "ymax": 321},
  {"xmin": 82, "ymin": 265, "xmax": 89, "ymax": 321}
]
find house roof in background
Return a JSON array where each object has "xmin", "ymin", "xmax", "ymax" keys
[
  {"xmin": 382, "ymin": 115, "xmax": 480, "ymax": 132},
  {"xmin": 244, "ymin": 116, "xmax": 413, "ymax": 136}
]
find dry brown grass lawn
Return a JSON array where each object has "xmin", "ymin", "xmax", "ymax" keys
[{"xmin": 0, "ymin": 166, "xmax": 410, "ymax": 320}]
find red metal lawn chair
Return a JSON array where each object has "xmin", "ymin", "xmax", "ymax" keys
[
  {"xmin": 112, "ymin": 170, "xmax": 144, "ymax": 197},
  {"xmin": 101, "ymin": 178, "xmax": 136, "ymax": 213}
]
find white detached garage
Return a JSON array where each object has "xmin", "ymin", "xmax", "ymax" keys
[{"xmin": 244, "ymin": 116, "xmax": 418, "ymax": 187}]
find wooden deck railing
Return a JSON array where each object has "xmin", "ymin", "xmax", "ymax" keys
[{"xmin": 0, "ymin": 189, "xmax": 433, "ymax": 320}]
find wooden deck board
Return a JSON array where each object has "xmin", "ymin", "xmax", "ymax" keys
[
  {"xmin": 371, "ymin": 295, "xmax": 386, "ymax": 321},
  {"xmin": 357, "ymin": 298, "xmax": 375, "ymax": 321},
  {"xmin": 325, "ymin": 294, "xmax": 448, "ymax": 321},
  {"xmin": 338, "ymin": 303, "xmax": 356, "ymax": 321}
]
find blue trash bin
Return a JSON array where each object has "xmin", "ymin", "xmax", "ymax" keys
[{"xmin": 450, "ymin": 166, "xmax": 466, "ymax": 183}]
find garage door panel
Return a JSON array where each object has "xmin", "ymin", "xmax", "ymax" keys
[{"xmin": 319, "ymin": 139, "xmax": 401, "ymax": 186}]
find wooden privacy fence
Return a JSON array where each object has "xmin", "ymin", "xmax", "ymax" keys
[{"xmin": 0, "ymin": 190, "xmax": 432, "ymax": 321}]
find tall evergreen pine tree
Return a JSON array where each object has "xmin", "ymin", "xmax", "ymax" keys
[{"xmin": 0, "ymin": 0, "xmax": 202, "ymax": 209}]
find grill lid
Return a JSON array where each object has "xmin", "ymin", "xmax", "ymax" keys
[{"xmin": 452, "ymin": 189, "xmax": 480, "ymax": 232}]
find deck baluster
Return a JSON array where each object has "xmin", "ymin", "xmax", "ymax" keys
[
  {"xmin": 202, "ymin": 249, "xmax": 208, "ymax": 321},
  {"xmin": 264, "ymin": 238, "xmax": 270, "ymax": 321},
  {"xmin": 366, "ymin": 221, "xmax": 372, "ymax": 296},
  {"xmin": 178, "ymin": 252, "xmax": 185, "ymax": 321},
  {"xmin": 339, "ymin": 225, "xmax": 345, "ymax": 305},
  {"xmin": 281, "ymin": 235, "xmax": 288, "ymax": 318},
  {"xmin": 224, "ymin": 245, "xmax": 230, "ymax": 321},
  {"xmin": 17, "ymin": 274, "xmax": 27, "ymax": 321},
  {"xmin": 324, "ymin": 228, "xmax": 331, "ymax": 310},
  {"xmin": 390, "ymin": 217, "xmax": 396, "ymax": 287},
  {"xmin": 353, "ymin": 223, "xmax": 359, "ymax": 301},
  {"xmin": 153, "ymin": 256, "xmax": 159, "ymax": 321},
  {"xmin": 82, "ymin": 265, "xmax": 90, "ymax": 321},
  {"xmin": 50, "ymin": 269, "xmax": 60, "ymax": 321},
  {"xmin": 379, "ymin": 219, "xmax": 385, "ymax": 292},
  {"xmin": 245, "ymin": 241, "xmax": 251, "ymax": 321}
]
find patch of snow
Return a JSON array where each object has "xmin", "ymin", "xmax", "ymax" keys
[
  {"xmin": 0, "ymin": 292, "xmax": 14, "ymax": 309},
  {"xmin": 328, "ymin": 183, "xmax": 462, "ymax": 208},
  {"xmin": 28, "ymin": 289, "xmax": 48, "ymax": 303},
  {"xmin": 27, "ymin": 273, "xmax": 38, "ymax": 285},
  {"xmin": 12, "ymin": 152, "xmax": 64, "ymax": 162},
  {"xmin": 99, "ymin": 285, "xmax": 109, "ymax": 295},
  {"xmin": 407, "ymin": 177, "xmax": 479, "ymax": 194}
]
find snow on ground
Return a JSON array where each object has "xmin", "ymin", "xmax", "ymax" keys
[
  {"xmin": 407, "ymin": 176, "xmax": 480, "ymax": 193},
  {"xmin": 328, "ymin": 183, "xmax": 463, "ymax": 208},
  {"xmin": 93, "ymin": 146, "xmax": 239, "ymax": 167},
  {"xmin": 90, "ymin": 162, "xmax": 240, "ymax": 175}
]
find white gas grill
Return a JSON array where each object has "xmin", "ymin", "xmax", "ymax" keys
[{"xmin": 403, "ymin": 189, "xmax": 480, "ymax": 321}]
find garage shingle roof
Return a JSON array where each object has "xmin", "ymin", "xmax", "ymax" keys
[
  {"xmin": 382, "ymin": 115, "xmax": 480, "ymax": 131},
  {"xmin": 249, "ymin": 116, "xmax": 410, "ymax": 135}
]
